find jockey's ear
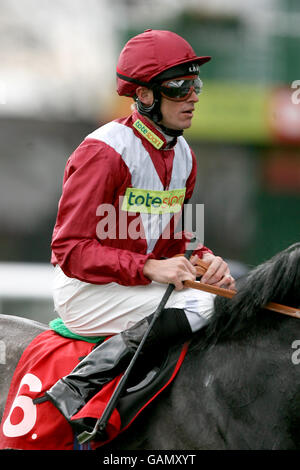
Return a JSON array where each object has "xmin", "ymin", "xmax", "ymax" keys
[{"xmin": 135, "ymin": 86, "xmax": 154, "ymax": 106}]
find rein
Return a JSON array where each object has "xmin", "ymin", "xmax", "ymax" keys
[{"xmin": 184, "ymin": 259, "xmax": 300, "ymax": 320}]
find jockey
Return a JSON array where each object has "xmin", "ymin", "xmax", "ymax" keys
[{"xmin": 46, "ymin": 30, "xmax": 235, "ymax": 427}]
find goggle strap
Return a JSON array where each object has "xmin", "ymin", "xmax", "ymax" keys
[{"xmin": 116, "ymin": 72, "xmax": 154, "ymax": 89}]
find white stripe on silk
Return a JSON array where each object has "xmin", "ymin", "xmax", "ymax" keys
[{"xmin": 86, "ymin": 122, "xmax": 193, "ymax": 253}]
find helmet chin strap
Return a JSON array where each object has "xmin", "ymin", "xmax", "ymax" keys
[
  {"xmin": 136, "ymin": 90, "xmax": 183, "ymax": 138},
  {"xmin": 158, "ymin": 123, "xmax": 183, "ymax": 138}
]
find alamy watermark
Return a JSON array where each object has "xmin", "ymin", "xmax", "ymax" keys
[
  {"xmin": 291, "ymin": 80, "xmax": 300, "ymax": 104},
  {"xmin": 95, "ymin": 201, "xmax": 204, "ymax": 248},
  {"xmin": 0, "ymin": 340, "xmax": 6, "ymax": 365},
  {"xmin": 291, "ymin": 340, "xmax": 300, "ymax": 365}
]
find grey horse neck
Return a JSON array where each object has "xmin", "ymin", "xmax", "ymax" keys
[{"xmin": 0, "ymin": 314, "xmax": 47, "ymax": 420}]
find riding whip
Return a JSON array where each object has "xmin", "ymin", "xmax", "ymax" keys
[{"xmin": 77, "ymin": 236, "xmax": 198, "ymax": 444}]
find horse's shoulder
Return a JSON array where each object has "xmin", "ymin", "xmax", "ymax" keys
[{"xmin": 0, "ymin": 314, "xmax": 48, "ymax": 337}]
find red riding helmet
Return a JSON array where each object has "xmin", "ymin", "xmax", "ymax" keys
[{"xmin": 116, "ymin": 29, "xmax": 211, "ymax": 97}]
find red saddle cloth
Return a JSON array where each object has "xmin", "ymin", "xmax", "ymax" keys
[{"xmin": 0, "ymin": 330, "xmax": 188, "ymax": 450}]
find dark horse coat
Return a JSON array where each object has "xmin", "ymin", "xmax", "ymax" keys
[
  {"xmin": 107, "ymin": 242, "xmax": 300, "ymax": 450},
  {"xmin": 1, "ymin": 243, "xmax": 300, "ymax": 449}
]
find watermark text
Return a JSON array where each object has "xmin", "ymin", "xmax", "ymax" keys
[
  {"xmin": 95, "ymin": 200, "xmax": 204, "ymax": 246},
  {"xmin": 291, "ymin": 80, "xmax": 300, "ymax": 104},
  {"xmin": 291, "ymin": 340, "xmax": 300, "ymax": 364}
]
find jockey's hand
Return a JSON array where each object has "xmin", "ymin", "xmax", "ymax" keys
[
  {"xmin": 199, "ymin": 253, "xmax": 236, "ymax": 290},
  {"xmin": 143, "ymin": 257, "xmax": 197, "ymax": 291}
]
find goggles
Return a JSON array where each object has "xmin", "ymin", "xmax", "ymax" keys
[{"xmin": 158, "ymin": 75, "xmax": 203, "ymax": 102}]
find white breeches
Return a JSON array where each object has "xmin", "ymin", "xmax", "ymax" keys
[{"xmin": 52, "ymin": 265, "xmax": 216, "ymax": 337}]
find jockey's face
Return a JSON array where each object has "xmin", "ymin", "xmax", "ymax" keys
[
  {"xmin": 135, "ymin": 86, "xmax": 199, "ymax": 131},
  {"xmin": 159, "ymin": 91, "xmax": 199, "ymax": 131}
]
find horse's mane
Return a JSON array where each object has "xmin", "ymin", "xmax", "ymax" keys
[{"xmin": 202, "ymin": 242, "xmax": 300, "ymax": 345}]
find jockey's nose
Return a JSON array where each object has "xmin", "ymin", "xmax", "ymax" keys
[{"xmin": 188, "ymin": 89, "xmax": 199, "ymax": 103}]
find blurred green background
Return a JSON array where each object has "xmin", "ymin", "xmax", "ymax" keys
[{"xmin": 0, "ymin": 0, "xmax": 299, "ymax": 320}]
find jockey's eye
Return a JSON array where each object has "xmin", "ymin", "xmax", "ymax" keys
[{"xmin": 159, "ymin": 76, "xmax": 203, "ymax": 101}]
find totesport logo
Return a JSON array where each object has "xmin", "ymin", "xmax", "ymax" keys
[
  {"xmin": 133, "ymin": 119, "xmax": 164, "ymax": 149},
  {"xmin": 121, "ymin": 187, "xmax": 186, "ymax": 214}
]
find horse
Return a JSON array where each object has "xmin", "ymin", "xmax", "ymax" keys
[
  {"xmin": 1, "ymin": 242, "xmax": 300, "ymax": 450},
  {"xmin": 0, "ymin": 316, "xmax": 47, "ymax": 421}
]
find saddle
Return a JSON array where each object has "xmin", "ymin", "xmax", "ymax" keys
[{"xmin": 0, "ymin": 325, "xmax": 188, "ymax": 450}]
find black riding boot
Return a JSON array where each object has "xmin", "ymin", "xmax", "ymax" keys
[{"xmin": 45, "ymin": 308, "xmax": 192, "ymax": 423}]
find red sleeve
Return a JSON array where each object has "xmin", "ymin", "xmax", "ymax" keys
[
  {"xmin": 160, "ymin": 234, "xmax": 213, "ymax": 259},
  {"xmin": 51, "ymin": 140, "xmax": 153, "ymax": 286}
]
